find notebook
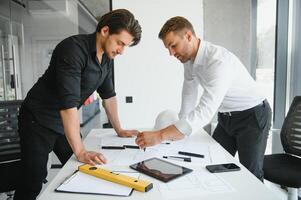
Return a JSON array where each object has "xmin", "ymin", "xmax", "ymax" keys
[{"xmin": 56, "ymin": 170, "xmax": 140, "ymax": 196}]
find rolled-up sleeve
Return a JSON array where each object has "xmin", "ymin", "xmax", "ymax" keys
[
  {"xmin": 97, "ymin": 62, "xmax": 116, "ymax": 99},
  {"xmin": 54, "ymin": 39, "xmax": 85, "ymax": 110}
]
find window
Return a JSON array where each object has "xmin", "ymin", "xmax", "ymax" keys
[{"xmin": 256, "ymin": 0, "xmax": 277, "ymax": 154}]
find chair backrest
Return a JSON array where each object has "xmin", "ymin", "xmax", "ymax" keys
[
  {"xmin": 0, "ymin": 100, "xmax": 23, "ymax": 163},
  {"xmin": 0, "ymin": 100, "xmax": 23, "ymax": 192},
  {"xmin": 281, "ymin": 96, "xmax": 301, "ymax": 156}
]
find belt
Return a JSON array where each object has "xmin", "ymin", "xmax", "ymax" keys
[{"xmin": 220, "ymin": 100, "xmax": 266, "ymax": 117}]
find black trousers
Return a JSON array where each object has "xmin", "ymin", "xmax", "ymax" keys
[
  {"xmin": 13, "ymin": 108, "xmax": 73, "ymax": 200},
  {"xmin": 213, "ymin": 100, "xmax": 272, "ymax": 180}
]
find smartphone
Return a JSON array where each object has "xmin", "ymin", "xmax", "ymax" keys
[{"xmin": 206, "ymin": 163, "xmax": 240, "ymax": 173}]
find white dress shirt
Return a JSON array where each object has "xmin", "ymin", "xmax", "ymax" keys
[{"xmin": 174, "ymin": 41, "xmax": 265, "ymax": 136}]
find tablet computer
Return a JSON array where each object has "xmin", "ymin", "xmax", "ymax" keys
[{"xmin": 130, "ymin": 157, "xmax": 193, "ymax": 182}]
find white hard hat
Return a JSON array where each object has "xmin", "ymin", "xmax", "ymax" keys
[{"xmin": 154, "ymin": 110, "xmax": 179, "ymax": 130}]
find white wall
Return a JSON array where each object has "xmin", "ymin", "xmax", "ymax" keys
[
  {"xmin": 112, "ymin": 0, "xmax": 203, "ymax": 129},
  {"xmin": 203, "ymin": 0, "xmax": 253, "ymax": 72}
]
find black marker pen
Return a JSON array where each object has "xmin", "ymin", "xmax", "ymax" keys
[
  {"xmin": 163, "ymin": 156, "xmax": 191, "ymax": 162},
  {"xmin": 101, "ymin": 146, "xmax": 125, "ymax": 150},
  {"xmin": 178, "ymin": 151, "xmax": 204, "ymax": 158}
]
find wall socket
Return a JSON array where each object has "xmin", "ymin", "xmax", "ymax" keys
[{"xmin": 125, "ymin": 96, "xmax": 133, "ymax": 103}]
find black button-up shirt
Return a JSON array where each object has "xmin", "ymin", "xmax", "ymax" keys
[{"xmin": 23, "ymin": 33, "xmax": 116, "ymax": 134}]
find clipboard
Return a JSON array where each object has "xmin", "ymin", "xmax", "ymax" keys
[{"xmin": 55, "ymin": 170, "xmax": 140, "ymax": 196}]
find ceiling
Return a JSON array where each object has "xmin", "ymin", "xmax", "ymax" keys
[{"xmin": 80, "ymin": 0, "xmax": 110, "ymax": 19}]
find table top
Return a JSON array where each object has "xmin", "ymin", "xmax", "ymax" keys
[{"xmin": 38, "ymin": 128, "xmax": 278, "ymax": 200}]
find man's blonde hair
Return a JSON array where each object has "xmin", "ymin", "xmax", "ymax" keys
[{"xmin": 158, "ymin": 16, "xmax": 195, "ymax": 40}]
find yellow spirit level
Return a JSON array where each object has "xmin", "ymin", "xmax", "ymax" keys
[{"xmin": 78, "ymin": 164, "xmax": 153, "ymax": 192}]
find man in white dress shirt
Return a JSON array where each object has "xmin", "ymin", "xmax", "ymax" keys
[{"xmin": 136, "ymin": 16, "xmax": 272, "ymax": 180}]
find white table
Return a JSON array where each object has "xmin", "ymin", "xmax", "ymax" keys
[{"xmin": 38, "ymin": 128, "xmax": 279, "ymax": 200}]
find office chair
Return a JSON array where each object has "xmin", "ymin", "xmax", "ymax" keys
[
  {"xmin": 0, "ymin": 100, "xmax": 23, "ymax": 200},
  {"xmin": 263, "ymin": 96, "xmax": 301, "ymax": 200}
]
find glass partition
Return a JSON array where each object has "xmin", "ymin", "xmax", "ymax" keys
[{"xmin": 0, "ymin": 0, "xmax": 24, "ymax": 100}]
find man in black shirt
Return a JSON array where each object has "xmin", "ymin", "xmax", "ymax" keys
[{"xmin": 14, "ymin": 9, "xmax": 142, "ymax": 200}]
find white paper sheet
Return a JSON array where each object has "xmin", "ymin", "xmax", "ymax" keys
[
  {"xmin": 99, "ymin": 135, "xmax": 215, "ymax": 166},
  {"xmin": 158, "ymin": 171, "xmax": 235, "ymax": 199},
  {"xmin": 100, "ymin": 135, "xmax": 137, "ymax": 146}
]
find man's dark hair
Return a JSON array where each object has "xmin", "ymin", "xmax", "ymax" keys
[
  {"xmin": 96, "ymin": 9, "xmax": 142, "ymax": 46},
  {"xmin": 158, "ymin": 16, "xmax": 195, "ymax": 40}
]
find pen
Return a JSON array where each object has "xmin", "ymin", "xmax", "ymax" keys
[
  {"xmin": 101, "ymin": 146, "xmax": 125, "ymax": 150},
  {"xmin": 123, "ymin": 145, "xmax": 140, "ymax": 149},
  {"xmin": 163, "ymin": 156, "xmax": 191, "ymax": 162},
  {"xmin": 161, "ymin": 142, "xmax": 171, "ymax": 145},
  {"xmin": 178, "ymin": 151, "xmax": 204, "ymax": 158}
]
